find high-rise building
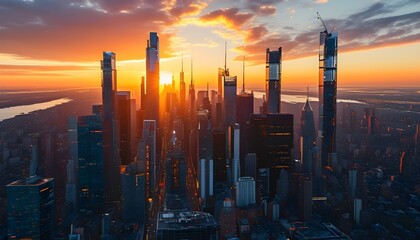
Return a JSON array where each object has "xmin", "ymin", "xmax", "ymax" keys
[
  {"xmin": 244, "ymin": 153, "xmax": 257, "ymax": 180},
  {"xmin": 101, "ymin": 51, "xmax": 121, "ymax": 206},
  {"xmin": 236, "ymin": 177, "xmax": 256, "ymax": 207},
  {"xmin": 236, "ymin": 91, "xmax": 254, "ymax": 165},
  {"xmin": 250, "ymin": 113, "xmax": 293, "ymax": 199},
  {"xmin": 121, "ymin": 161, "xmax": 146, "ymax": 224},
  {"xmin": 300, "ymin": 98, "xmax": 315, "ymax": 173},
  {"xmin": 117, "ymin": 91, "xmax": 137, "ymax": 165},
  {"xmin": 318, "ymin": 29, "xmax": 338, "ymax": 168},
  {"xmin": 266, "ymin": 48, "xmax": 282, "ymax": 113},
  {"xmin": 146, "ymin": 32, "xmax": 160, "ymax": 123},
  {"xmin": 78, "ymin": 114, "xmax": 105, "ymax": 213},
  {"xmin": 212, "ymin": 128, "xmax": 226, "ymax": 183},
  {"xmin": 141, "ymin": 120, "xmax": 156, "ymax": 198},
  {"xmin": 7, "ymin": 178, "xmax": 55, "ymax": 240},
  {"xmin": 198, "ymin": 109, "xmax": 212, "ymax": 160},
  {"xmin": 66, "ymin": 116, "xmax": 78, "ymax": 212},
  {"xmin": 224, "ymin": 76, "xmax": 237, "ymax": 127},
  {"xmin": 228, "ymin": 124, "xmax": 240, "ymax": 185},
  {"xmin": 7, "ymin": 152, "xmax": 54, "ymax": 240},
  {"xmin": 298, "ymin": 174, "xmax": 312, "ymax": 222}
]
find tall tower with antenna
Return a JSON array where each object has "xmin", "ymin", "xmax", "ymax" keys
[{"xmin": 317, "ymin": 12, "xmax": 338, "ymax": 169}]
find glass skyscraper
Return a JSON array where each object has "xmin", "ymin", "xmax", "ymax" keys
[
  {"xmin": 266, "ymin": 48, "xmax": 282, "ymax": 113},
  {"xmin": 318, "ymin": 31, "xmax": 338, "ymax": 168},
  {"xmin": 7, "ymin": 178, "xmax": 55, "ymax": 240},
  {"xmin": 78, "ymin": 114, "xmax": 105, "ymax": 213},
  {"xmin": 146, "ymin": 32, "xmax": 160, "ymax": 124}
]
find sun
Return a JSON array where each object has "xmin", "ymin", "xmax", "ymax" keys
[{"xmin": 160, "ymin": 72, "xmax": 173, "ymax": 86}]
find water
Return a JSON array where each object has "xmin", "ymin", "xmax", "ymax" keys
[
  {"xmin": 252, "ymin": 91, "xmax": 365, "ymax": 104},
  {"xmin": 0, "ymin": 98, "xmax": 72, "ymax": 122}
]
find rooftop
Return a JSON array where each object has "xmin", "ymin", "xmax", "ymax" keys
[{"xmin": 157, "ymin": 211, "xmax": 217, "ymax": 231}]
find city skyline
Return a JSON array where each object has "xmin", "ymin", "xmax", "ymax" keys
[{"xmin": 1, "ymin": 0, "xmax": 419, "ymax": 90}]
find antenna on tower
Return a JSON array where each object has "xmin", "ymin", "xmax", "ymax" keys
[
  {"xmin": 307, "ymin": 85, "xmax": 309, "ymax": 100},
  {"xmin": 317, "ymin": 12, "xmax": 329, "ymax": 34}
]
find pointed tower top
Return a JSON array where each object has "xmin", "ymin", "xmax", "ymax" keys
[
  {"xmin": 303, "ymin": 87, "xmax": 313, "ymax": 111},
  {"xmin": 181, "ymin": 50, "xmax": 184, "ymax": 72}
]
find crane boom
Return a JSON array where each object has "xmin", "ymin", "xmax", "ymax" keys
[{"xmin": 317, "ymin": 12, "xmax": 329, "ymax": 34}]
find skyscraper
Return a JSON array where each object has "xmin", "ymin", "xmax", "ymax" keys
[
  {"xmin": 146, "ymin": 32, "xmax": 160, "ymax": 123},
  {"xmin": 224, "ymin": 76, "xmax": 237, "ymax": 127},
  {"xmin": 78, "ymin": 114, "xmax": 105, "ymax": 213},
  {"xmin": 101, "ymin": 51, "xmax": 121, "ymax": 206},
  {"xmin": 7, "ymin": 151, "xmax": 55, "ymax": 240},
  {"xmin": 141, "ymin": 120, "xmax": 156, "ymax": 199},
  {"xmin": 318, "ymin": 27, "xmax": 338, "ymax": 168},
  {"xmin": 7, "ymin": 178, "xmax": 55, "ymax": 240},
  {"xmin": 66, "ymin": 116, "xmax": 78, "ymax": 212},
  {"xmin": 300, "ymin": 97, "xmax": 315, "ymax": 173},
  {"xmin": 236, "ymin": 177, "xmax": 256, "ymax": 208},
  {"xmin": 250, "ymin": 113, "xmax": 293, "ymax": 199},
  {"xmin": 117, "ymin": 91, "xmax": 137, "ymax": 165},
  {"xmin": 266, "ymin": 48, "xmax": 282, "ymax": 113}
]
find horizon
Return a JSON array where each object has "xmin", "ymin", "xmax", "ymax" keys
[{"xmin": 1, "ymin": 0, "xmax": 419, "ymax": 90}]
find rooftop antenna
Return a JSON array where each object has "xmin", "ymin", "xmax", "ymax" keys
[
  {"xmin": 242, "ymin": 56, "xmax": 245, "ymax": 93},
  {"xmin": 317, "ymin": 12, "xmax": 329, "ymax": 34},
  {"xmin": 307, "ymin": 85, "xmax": 309, "ymax": 100}
]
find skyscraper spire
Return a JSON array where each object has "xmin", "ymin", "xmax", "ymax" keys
[{"xmin": 181, "ymin": 50, "xmax": 184, "ymax": 72}]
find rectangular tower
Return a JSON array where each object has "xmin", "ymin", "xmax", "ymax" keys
[
  {"xmin": 266, "ymin": 48, "xmax": 282, "ymax": 113},
  {"xmin": 318, "ymin": 31, "xmax": 338, "ymax": 168},
  {"xmin": 146, "ymin": 32, "xmax": 160, "ymax": 124},
  {"xmin": 224, "ymin": 76, "xmax": 237, "ymax": 127},
  {"xmin": 101, "ymin": 51, "xmax": 121, "ymax": 206}
]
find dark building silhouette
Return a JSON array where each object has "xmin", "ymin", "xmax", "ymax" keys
[
  {"xmin": 145, "ymin": 32, "xmax": 160, "ymax": 124},
  {"xmin": 318, "ymin": 30, "xmax": 338, "ymax": 168},
  {"xmin": 101, "ymin": 51, "xmax": 121, "ymax": 207},
  {"xmin": 78, "ymin": 114, "xmax": 105, "ymax": 213},
  {"xmin": 300, "ymin": 98, "xmax": 316, "ymax": 173},
  {"xmin": 250, "ymin": 113, "xmax": 293, "ymax": 199},
  {"xmin": 266, "ymin": 48, "xmax": 282, "ymax": 113}
]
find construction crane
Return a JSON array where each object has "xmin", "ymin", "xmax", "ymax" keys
[{"xmin": 317, "ymin": 12, "xmax": 331, "ymax": 35}]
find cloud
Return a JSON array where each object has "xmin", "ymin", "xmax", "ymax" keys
[
  {"xmin": 235, "ymin": 2, "xmax": 420, "ymax": 63},
  {"xmin": 200, "ymin": 8, "xmax": 254, "ymax": 30},
  {"xmin": 0, "ymin": 0, "xmax": 207, "ymax": 62}
]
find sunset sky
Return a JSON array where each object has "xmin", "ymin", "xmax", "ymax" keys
[{"xmin": 0, "ymin": 0, "xmax": 419, "ymax": 92}]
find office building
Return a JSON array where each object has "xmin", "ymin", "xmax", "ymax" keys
[
  {"xmin": 227, "ymin": 124, "xmax": 240, "ymax": 185},
  {"xmin": 8, "ymin": 148, "xmax": 54, "ymax": 240},
  {"xmin": 224, "ymin": 76, "xmax": 237, "ymax": 127},
  {"xmin": 156, "ymin": 211, "xmax": 218, "ymax": 240},
  {"xmin": 212, "ymin": 128, "xmax": 227, "ymax": 183},
  {"xmin": 300, "ymin": 98, "xmax": 315, "ymax": 173},
  {"xmin": 101, "ymin": 51, "xmax": 121, "ymax": 206},
  {"xmin": 244, "ymin": 153, "xmax": 257, "ymax": 180},
  {"xmin": 236, "ymin": 177, "xmax": 256, "ymax": 208},
  {"xmin": 7, "ymin": 177, "xmax": 55, "ymax": 240},
  {"xmin": 198, "ymin": 109, "xmax": 212, "ymax": 160},
  {"xmin": 66, "ymin": 116, "xmax": 78, "ymax": 212},
  {"xmin": 180, "ymin": 58, "xmax": 186, "ymax": 116},
  {"xmin": 78, "ymin": 114, "xmax": 105, "ymax": 213},
  {"xmin": 354, "ymin": 198, "xmax": 362, "ymax": 225},
  {"xmin": 146, "ymin": 32, "xmax": 160, "ymax": 123},
  {"xmin": 250, "ymin": 114, "xmax": 293, "ymax": 199},
  {"xmin": 318, "ymin": 29, "xmax": 338, "ymax": 168},
  {"xmin": 298, "ymin": 175, "xmax": 312, "ymax": 221},
  {"xmin": 266, "ymin": 48, "xmax": 282, "ymax": 113},
  {"xmin": 141, "ymin": 120, "xmax": 156, "ymax": 198},
  {"xmin": 236, "ymin": 91, "xmax": 254, "ymax": 165},
  {"xmin": 117, "ymin": 91, "xmax": 137, "ymax": 165},
  {"xmin": 121, "ymin": 161, "xmax": 146, "ymax": 224}
]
